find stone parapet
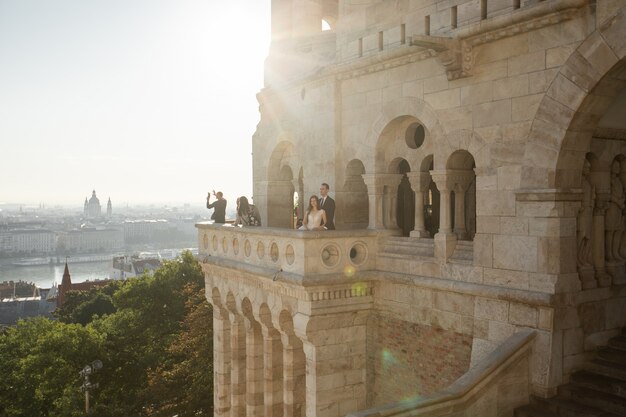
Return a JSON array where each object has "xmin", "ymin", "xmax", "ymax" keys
[{"xmin": 197, "ymin": 223, "xmax": 379, "ymax": 279}]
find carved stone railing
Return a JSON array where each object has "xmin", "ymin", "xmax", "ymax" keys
[{"xmin": 196, "ymin": 222, "xmax": 378, "ymax": 278}]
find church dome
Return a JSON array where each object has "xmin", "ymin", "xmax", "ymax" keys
[{"xmin": 89, "ymin": 190, "xmax": 100, "ymax": 204}]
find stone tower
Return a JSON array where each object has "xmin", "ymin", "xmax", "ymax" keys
[
  {"xmin": 199, "ymin": 2, "xmax": 626, "ymax": 417},
  {"xmin": 107, "ymin": 197, "xmax": 112, "ymax": 218},
  {"xmin": 57, "ymin": 261, "xmax": 72, "ymax": 308}
]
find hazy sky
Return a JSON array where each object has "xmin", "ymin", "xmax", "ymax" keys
[{"xmin": 0, "ymin": 0, "xmax": 270, "ymax": 206}]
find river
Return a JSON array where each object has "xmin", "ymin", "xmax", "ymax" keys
[
  {"xmin": 0, "ymin": 260, "xmax": 111, "ymax": 289},
  {"xmin": 0, "ymin": 248, "xmax": 198, "ymax": 289}
]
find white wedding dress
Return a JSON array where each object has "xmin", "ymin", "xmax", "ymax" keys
[{"xmin": 300, "ymin": 209, "xmax": 325, "ymax": 230}]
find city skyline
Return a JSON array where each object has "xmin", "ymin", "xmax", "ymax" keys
[{"xmin": 0, "ymin": 0, "xmax": 270, "ymax": 205}]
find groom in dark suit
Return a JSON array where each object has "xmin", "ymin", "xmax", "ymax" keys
[{"xmin": 319, "ymin": 183, "xmax": 335, "ymax": 230}]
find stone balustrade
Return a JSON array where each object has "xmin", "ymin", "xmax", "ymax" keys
[{"xmin": 196, "ymin": 222, "xmax": 379, "ymax": 278}]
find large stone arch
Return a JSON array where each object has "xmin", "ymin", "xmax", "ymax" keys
[
  {"xmin": 521, "ymin": 5, "xmax": 626, "ymax": 189},
  {"xmin": 435, "ymin": 129, "xmax": 489, "ymax": 171},
  {"xmin": 362, "ymin": 97, "xmax": 444, "ymax": 174}
]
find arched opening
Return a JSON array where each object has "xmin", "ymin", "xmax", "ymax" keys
[
  {"xmin": 395, "ymin": 160, "xmax": 415, "ymax": 237},
  {"xmin": 341, "ymin": 159, "xmax": 368, "ymax": 229},
  {"xmin": 446, "ymin": 150, "xmax": 476, "ymax": 241}
]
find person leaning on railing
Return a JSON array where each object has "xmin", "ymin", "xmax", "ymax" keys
[{"xmin": 233, "ymin": 196, "xmax": 262, "ymax": 227}]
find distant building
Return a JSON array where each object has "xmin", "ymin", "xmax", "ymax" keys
[
  {"xmin": 57, "ymin": 227, "xmax": 123, "ymax": 253},
  {"xmin": 57, "ymin": 262, "xmax": 110, "ymax": 308},
  {"xmin": 0, "ymin": 229, "xmax": 56, "ymax": 255},
  {"xmin": 110, "ymin": 256, "xmax": 161, "ymax": 280},
  {"xmin": 123, "ymin": 219, "xmax": 170, "ymax": 243},
  {"xmin": 0, "ymin": 282, "xmax": 55, "ymax": 325},
  {"xmin": 106, "ymin": 197, "xmax": 112, "ymax": 218},
  {"xmin": 84, "ymin": 190, "xmax": 102, "ymax": 219}
]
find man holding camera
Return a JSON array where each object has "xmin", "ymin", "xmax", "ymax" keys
[{"xmin": 207, "ymin": 190, "xmax": 227, "ymax": 224}]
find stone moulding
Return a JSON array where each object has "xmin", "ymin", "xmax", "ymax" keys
[
  {"xmin": 593, "ymin": 127, "xmax": 626, "ymax": 141},
  {"xmin": 262, "ymin": 0, "xmax": 587, "ymax": 91},
  {"xmin": 346, "ymin": 330, "xmax": 536, "ymax": 417},
  {"xmin": 515, "ymin": 188, "xmax": 583, "ymax": 202}
]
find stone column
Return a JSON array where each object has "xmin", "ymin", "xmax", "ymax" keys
[
  {"xmin": 450, "ymin": 171, "xmax": 474, "ymax": 240},
  {"xmin": 407, "ymin": 172, "xmax": 431, "ymax": 238},
  {"xmin": 267, "ymin": 180, "xmax": 294, "ymax": 229},
  {"xmin": 430, "ymin": 170, "xmax": 457, "ymax": 259},
  {"xmin": 245, "ymin": 319, "xmax": 265, "ymax": 417},
  {"xmin": 256, "ymin": 180, "xmax": 270, "ymax": 228},
  {"xmin": 379, "ymin": 174, "xmax": 403, "ymax": 229},
  {"xmin": 294, "ymin": 311, "xmax": 369, "ymax": 417},
  {"xmin": 263, "ymin": 329, "xmax": 284, "ymax": 417},
  {"xmin": 281, "ymin": 334, "xmax": 306, "ymax": 417},
  {"xmin": 362, "ymin": 174, "xmax": 385, "ymax": 229},
  {"xmin": 214, "ymin": 307, "xmax": 232, "ymax": 417},
  {"xmin": 230, "ymin": 315, "xmax": 247, "ymax": 417}
]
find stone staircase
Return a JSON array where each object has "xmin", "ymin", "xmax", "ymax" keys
[
  {"xmin": 515, "ymin": 329, "xmax": 626, "ymax": 417},
  {"xmin": 379, "ymin": 236, "xmax": 435, "ymax": 259},
  {"xmin": 450, "ymin": 240, "xmax": 473, "ymax": 263}
]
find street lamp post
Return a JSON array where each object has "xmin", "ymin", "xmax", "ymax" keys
[{"xmin": 79, "ymin": 360, "xmax": 103, "ymax": 414}]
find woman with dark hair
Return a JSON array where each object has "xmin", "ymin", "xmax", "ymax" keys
[
  {"xmin": 299, "ymin": 195, "xmax": 327, "ymax": 230},
  {"xmin": 235, "ymin": 196, "xmax": 262, "ymax": 226}
]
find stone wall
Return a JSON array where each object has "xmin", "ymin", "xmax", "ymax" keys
[{"xmin": 366, "ymin": 312, "xmax": 472, "ymax": 406}]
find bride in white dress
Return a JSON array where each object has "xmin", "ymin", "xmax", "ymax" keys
[{"xmin": 299, "ymin": 195, "xmax": 327, "ymax": 231}]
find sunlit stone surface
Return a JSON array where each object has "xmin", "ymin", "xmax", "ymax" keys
[{"xmin": 200, "ymin": 1, "xmax": 626, "ymax": 416}]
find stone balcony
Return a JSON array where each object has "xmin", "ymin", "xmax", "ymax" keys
[{"xmin": 197, "ymin": 222, "xmax": 379, "ymax": 280}]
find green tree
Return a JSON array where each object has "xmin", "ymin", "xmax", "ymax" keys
[
  {"xmin": 0, "ymin": 251, "xmax": 210, "ymax": 417},
  {"xmin": 89, "ymin": 251, "xmax": 207, "ymax": 416},
  {"xmin": 0, "ymin": 317, "xmax": 104, "ymax": 417},
  {"xmin": 143, "ymin": 283, "xmax": 214, "ymax": 416},
  {"xmin": 55, "ymin": 280, "xmax": 123, "ymax": 325}
]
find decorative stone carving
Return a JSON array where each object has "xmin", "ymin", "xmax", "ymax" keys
[{"xmin": 411, "ymin": 36, "xmax": 474, "ymax": 81}]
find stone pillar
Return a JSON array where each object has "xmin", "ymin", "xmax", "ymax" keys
[
  {"xmin": 454, "ymin": 183, "xmax": 466, "ymax": 238},
  {"xmin": 379, "ymin": 174, "xmax": 403, "ymax": 229},
  {"xmin": 263, "ymin": 329, "xmax": 284, "ymax": 417},
  {"xmin": 230, "ymin": 315, "xmax": 247, "ymax": 417},
  {"xmin": 267, "ymin": 180, "xmax": 294, "ymax": 229},
  {"xmin": 362, "ymin": 174, "xmax": 385, "ymax": 229},
  {"xmin": 281, "ymin": 334, "xmax": 306, "ymax": 417},
  {"xmin": 451, "ymin": 172, "xmax": 474, "ymax": 240},
  {"xmin": 431, "ymin": 170, "xmax": 457, "ymax": 259},
  {"xmin": 256, "ymin": 180, "xmax": 270, "ymax": 228},
  {"xmin": 294, "ymin": 311, "xmax": 369, "ymax": 417},
  {"xmin": 245, "ymin": 320, "xmax": 265, "ymax": 417},
  {"xmin": 214, "ymin": 307, "xmax": 232, "ymax": 417},
  {"xmin": 407, "ymin": 172, "xmax": 431, "ymax": 238}
]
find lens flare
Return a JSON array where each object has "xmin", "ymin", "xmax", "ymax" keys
[
  {"xmin": 351, "ymin": 281, "xmax": 367, "ymax": 296},
  {"xmin": 344, "ymin": 265, "xmax": 355, "ymax": 277}
]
